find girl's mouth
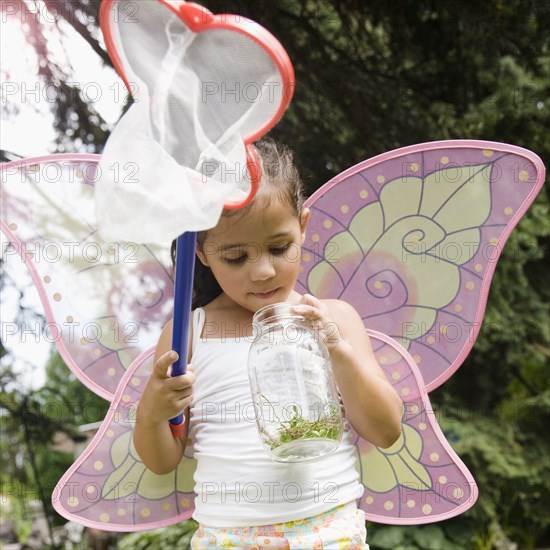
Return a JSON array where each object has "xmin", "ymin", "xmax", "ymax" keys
[{"xmin": 251, "ymin": 289, "xmax": 278, "ymax": 299}]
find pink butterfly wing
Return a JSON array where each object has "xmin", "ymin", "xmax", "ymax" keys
[
  {"xmin": 354, "ymin": 331, "xmax": 478, "ymax": 524},
  {"xmin": 0, "ymin": 155, "xmax": 174, "ymax": 399},
  {"xmin": 5, "ymin": 139, "xmax": 540, "ymax": 528},
  {"xmin": 300, "ymin": 140, "xmax": 545, "ymax": 391},
  {"xmin": 52, "ymin": 350, "xmax": 197, "ymax": 531}
]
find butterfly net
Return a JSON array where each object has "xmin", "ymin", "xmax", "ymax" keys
[{"xmin": 95, "ymin": 0, "xmax": 284, "ymax": 245}]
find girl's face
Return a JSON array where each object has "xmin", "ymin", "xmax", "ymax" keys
[{"xmin": 197, "ymin": 199, "xmax": 309, "ymax": 312}]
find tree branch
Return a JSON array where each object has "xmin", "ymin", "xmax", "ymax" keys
[{"xmin": 42, "ymin": 0, "xmax": 113, "ymax": 68}]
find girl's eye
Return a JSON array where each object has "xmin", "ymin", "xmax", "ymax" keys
[
  {"xmin": 222, "ymin": 244, "xmax": 290, "ymax": 264},
  {"xmin": 270, "ymin": 244, "xmax": 290, "ymax": 255},
  {"xmin": 224, "ymin": 256, "xmax": 246, "ymax": 264}
]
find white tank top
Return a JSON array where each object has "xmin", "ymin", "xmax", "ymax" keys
[{"xmin": 189, "ymin": 308, "xmax": 363, "ymax": 527}]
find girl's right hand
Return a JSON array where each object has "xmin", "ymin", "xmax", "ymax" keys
[{"xmin": 137, "ymin": 351, "xmax": 196, "ymax": 426}]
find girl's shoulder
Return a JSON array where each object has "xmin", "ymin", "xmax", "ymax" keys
[
  {"xmin": 321, "ymin": 297, "xmax": 360, "ymax": 317},
  {"xmin": 156, "ymin": 317, "xmax": 194, "ymax": 363},
  {"xmin": 321, "ymin": 298, "xmax": 366, "ymax": 333}
]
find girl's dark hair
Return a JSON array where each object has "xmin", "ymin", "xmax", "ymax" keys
[{"xmin": 170, "ymin": 137, "xmax": 305, "ymax": 308}]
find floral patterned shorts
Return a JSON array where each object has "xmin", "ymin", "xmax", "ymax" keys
[{"xmin": 190, "ymin": 501, "xmax": 369, "ymax": 549}]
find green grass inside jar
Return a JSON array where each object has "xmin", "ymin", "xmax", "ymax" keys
[{"xmin": 261, "ymin": 399, "xmax": 341, "ymax": 450}]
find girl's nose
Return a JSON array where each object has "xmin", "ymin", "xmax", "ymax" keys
[{"xmin": 250, "ymin": 254, "xmax": 276, "ymax": 281}]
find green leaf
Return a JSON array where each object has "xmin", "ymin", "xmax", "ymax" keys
[
  {"xmin": 369, "ymin": 526, "xmax": 406, "ymax": 548},
  {"xmin": 412, "ymin": 525, "xmax": 460, "ymax": 550}
]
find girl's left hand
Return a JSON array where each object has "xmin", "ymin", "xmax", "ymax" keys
[{"xmin": 292, "ymin": 294, "xmax": 343, "ymax": 352}]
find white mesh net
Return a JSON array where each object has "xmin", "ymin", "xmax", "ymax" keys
[{"xmin": 95, "ymin": 1, "xmax": 284, "ymax": 245}]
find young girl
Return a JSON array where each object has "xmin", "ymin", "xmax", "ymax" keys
[{"xmin": 134, "ymin": 138, "xmax": 402, "ymax": 549}]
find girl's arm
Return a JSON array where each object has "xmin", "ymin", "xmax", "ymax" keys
[
  {"xmin": 293, "ymin": 295, "xmax": 402, "ymax": 449},
  {"xmin": 133, "ymin": 320, "xmax": 196, "ymax": 475}
]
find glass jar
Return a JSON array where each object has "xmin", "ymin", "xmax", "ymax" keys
[{"xmin": 248, "ymin": 302, "xmax": 343, "ymax": 462}]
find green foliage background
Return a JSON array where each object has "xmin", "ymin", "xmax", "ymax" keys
[{"xmin": 1, "ymin": 1, "xmax": 548, "ymax": 548}]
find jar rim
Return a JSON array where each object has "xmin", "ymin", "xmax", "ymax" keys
[{"xmin": 252, "ymin": 301, "xmax": 305, "ymax": 325}]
